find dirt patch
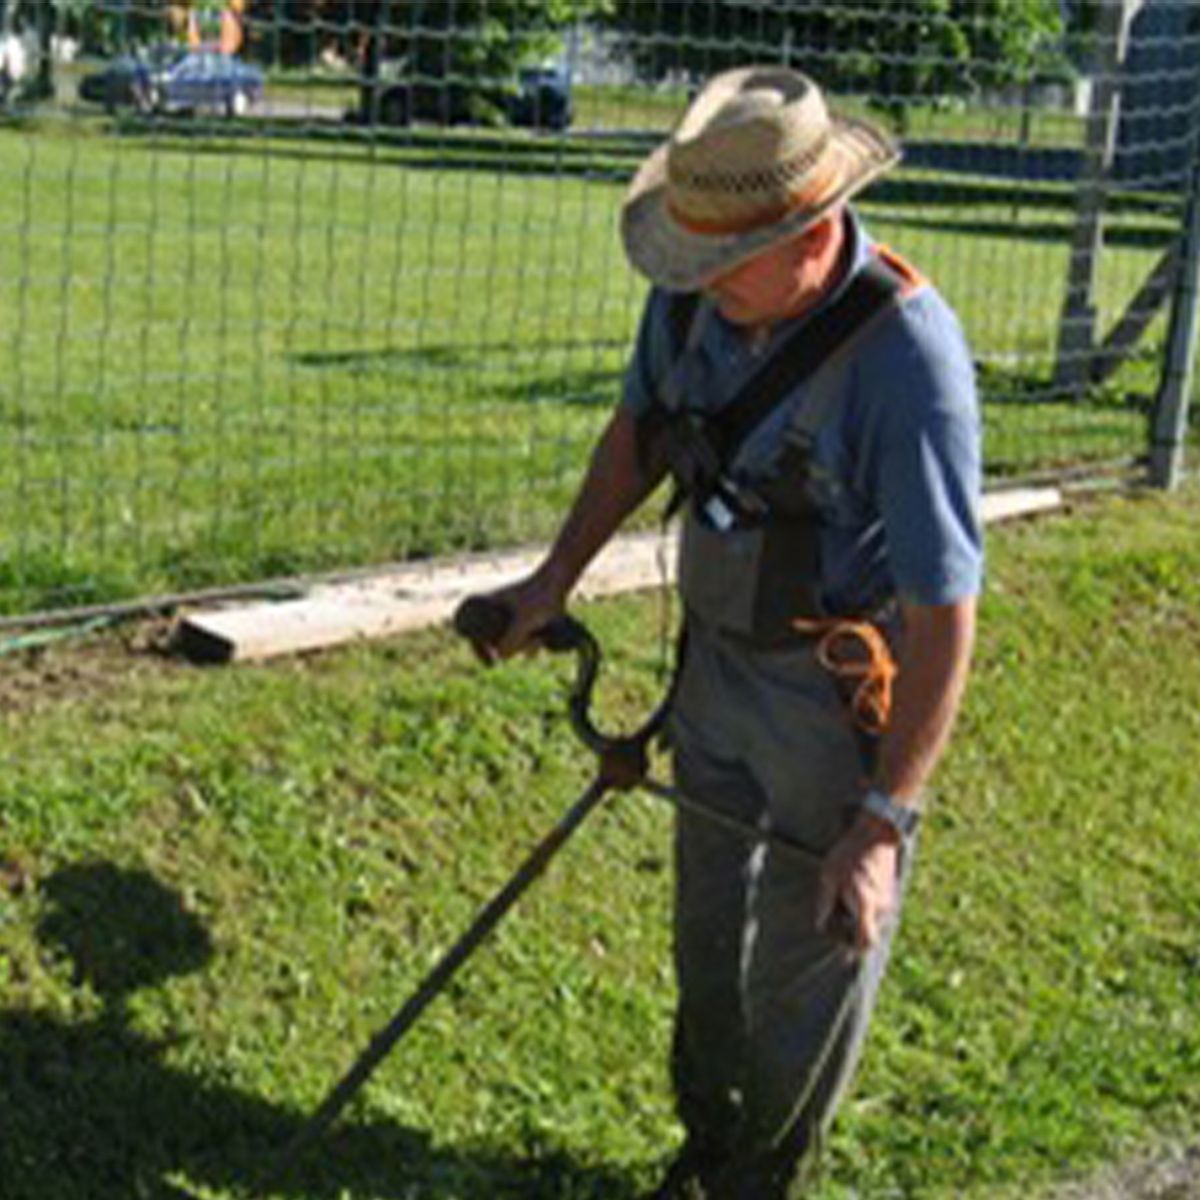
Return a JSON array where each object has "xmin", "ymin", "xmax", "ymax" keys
[
  {"xmin": 1051, "ymin": 1145, "xmax": 1200, "ymax": 1200},
  {"xmin": 0, "ymin": 616, "xmax": 181, "ymax": 717}
]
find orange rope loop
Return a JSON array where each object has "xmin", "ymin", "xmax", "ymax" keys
[{"xmin": 791, "ymin": 617, "xmax": 897, "ymax": 735}]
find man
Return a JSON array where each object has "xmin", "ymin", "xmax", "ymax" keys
[{"xmin": 471, "ymin": 66, "xmax": 981, "ymax": 1198}]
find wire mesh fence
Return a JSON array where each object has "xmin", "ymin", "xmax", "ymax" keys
[{"xmin": 1, "ymin": 0, "xmax": 1198, "ymax": 618}]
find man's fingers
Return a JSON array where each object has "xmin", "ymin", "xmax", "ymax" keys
[
  {"xmin": 818, "ymin": 836, "xmax": 899, "ymax": 952},
  {"xmin": 469, "ymin": 639, "xmax": 498, "ymax": 667},
  {"xmin": 855, "ymin": 901, "xmax": 877, "ymax": 952},
  {"xmin": 821, "ymin": 880, "xmax": 874, "ymax": 953}
]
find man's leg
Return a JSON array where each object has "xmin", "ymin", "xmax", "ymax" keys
[
  {"xmin": 703, "ymin": 846, "xmax": 909, "ymax": 1199},
  {"xmin": 657, "ymin": 631, "xmax": 911, "ymax": 1197},
  {"xmin": 698, "ymin": 640, "xmax": 908, "ymax": 1198},
  {"xmin": 668, "ymin": 735, "xmax": 762, "ymax": 1179}
]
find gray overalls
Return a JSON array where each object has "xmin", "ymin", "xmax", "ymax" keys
[{"xmin": 650, "ymin": 267, "xmax": 915, "ymax": 1198}]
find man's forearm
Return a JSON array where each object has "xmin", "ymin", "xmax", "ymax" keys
[
  {"xmin": 876, "ymin": 597, "xmax": 977, "ymax": 805},
  {"xmin": 536, "ymin": 407, "xmax": 667, "ymax": 599},
  {"xmin": 826, "ymin": 598, "xmax": 975, "ymax": 945}
]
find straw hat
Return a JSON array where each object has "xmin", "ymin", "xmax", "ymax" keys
[{"xmin": 621, "ymin": 66, "xmax": 900, "ymax": 292}]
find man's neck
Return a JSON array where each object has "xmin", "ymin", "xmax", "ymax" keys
[{"xmin": 742, "ymin": 215, "xmax": 852, "ymax": 344}]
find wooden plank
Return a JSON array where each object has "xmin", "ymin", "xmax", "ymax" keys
[
  {"xmin": 980, "ymin": 485, "xmax": 1062, "ymax": 523},
  {"xmin": 174, "ymin": 487, "xmax": 1062, "ymax": 664},
  {"xmin": 173, "ymin": 533, "xmax": 671, "ymax": 664}
]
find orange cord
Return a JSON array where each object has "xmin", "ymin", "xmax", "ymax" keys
[{"xmin": 792, "ymin": 618, "xmax": 897, "ymax": 735}]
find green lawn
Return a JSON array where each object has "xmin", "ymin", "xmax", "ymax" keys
[
  {"xmin": 0, "ymin": 484, "xmax": 1198, "ymax": 1199},
  {"xmin": 0, "ymin": 120, "xmax": 1186, "ymax": 615}
]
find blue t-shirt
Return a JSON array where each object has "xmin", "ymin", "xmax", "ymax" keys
[{"xmin": 622, "ymin": 212, "xmax": 984, "ymax": 614}]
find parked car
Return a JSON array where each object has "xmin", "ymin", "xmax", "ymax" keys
[
  {"xmin": 368, "ymin": 77, "xmax": 510, "ymax": 128},
  {"xmin": 509, "ymin": 65, "xmax": 573, "ymax": 131},
  {"xmin": 78, "ymin": 46, "xmax": 263, "ymax": 117},
  {"xmin": 363, "ymin": 61, "xmax": 572, "ymax": 131}
]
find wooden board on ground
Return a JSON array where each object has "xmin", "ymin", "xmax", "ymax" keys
[{"xmin": 173, "ymin": 487, "xmax": 1062, "ymax": 664}]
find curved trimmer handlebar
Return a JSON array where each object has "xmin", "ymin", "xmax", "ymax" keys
[{"xmin": 454, "ymin": 595, "xmax": 674, "ymax": 787}]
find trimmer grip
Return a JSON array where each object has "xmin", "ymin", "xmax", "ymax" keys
[
  {"xmin": 453, "ymin": 595, "xmax": 512, "ymax": 647},
  {"xmin": 453, "ymin": 596, "xmax": 587, "ymax": 655}
]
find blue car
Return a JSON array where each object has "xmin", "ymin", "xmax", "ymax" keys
[{"xmin": 79, "ymin": 46, "xmax": 264, "ymax": 117}]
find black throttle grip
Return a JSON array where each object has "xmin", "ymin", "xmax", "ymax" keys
[
  {"xmin": 453, "ymin": 596, "xmax": 587, "ymax": 655},
  {"xmin": 453, "ymin": 596, "xmax": 511, "ymax": 647}
]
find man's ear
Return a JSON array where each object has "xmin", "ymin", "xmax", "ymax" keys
[{"xmin": 798, "ymin": 212, "xmax": 840, "ymax": 255}]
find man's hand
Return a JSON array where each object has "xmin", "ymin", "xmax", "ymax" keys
[
  {"xmin": 468, "ymin": 570, "xmax": 568, "ymax": 665},
  {"xmin": 815, "ymin": 813, "xmax": 900, "ymax": 952}
]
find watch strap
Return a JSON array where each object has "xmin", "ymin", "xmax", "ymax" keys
[{"xmin": 861, "ymin": 788, "xmax": 920, "ymax": 839}]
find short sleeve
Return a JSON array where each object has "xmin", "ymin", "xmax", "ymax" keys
[{"xmin": 856, "ymin": 293, "xmax": 984, "ymax": 606}]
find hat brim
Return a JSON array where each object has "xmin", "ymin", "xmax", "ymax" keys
[{"xmin": 621, "ymin": 114, "xmax": 900, "ymax": 292}]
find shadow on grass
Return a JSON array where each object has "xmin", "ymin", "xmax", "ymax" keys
[
  {"xmin": 872, "ymin": 208, "xmax": 1176, "ymax": 251},
  {"xmin": 289, "ymin": 344, "xmax": 1151, "ymax": 417},
  {"xmin": 0, "ymin": 862, "xmax": 641, "ymax": 1200},
  {"xmin": 104, "ymin": 117, "xmax": 1182, "ymax": 215},
  {"xmin": 109, "ymin": 115, "xmax": 649, "ymax": 183},
  {"xmin": 975, "ymin": 362, "xmax": 1154, "ymax": 410},
  {"xmin": 291, "ymin": 344, "xmax": 623, "ymax": 408},
  {"xmin": 0, "ymin": 551, "xmax": 138, "ymax": 620}
]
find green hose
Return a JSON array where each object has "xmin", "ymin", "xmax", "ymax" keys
[{"xmin": 0, "ymin": 615, "xmax": 118, "ymax": 657}]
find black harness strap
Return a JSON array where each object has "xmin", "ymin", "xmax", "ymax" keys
[
  {"xmin": 651, "ymin": 252, "xmax": 913, "ymax": 647},
  {"xmin": 667, "ymin": 289, "xmax": 704, "ymax": 356},
  {"xmin": 634, "ymin": 290, "xmax": 706, "ymax": 476},
  {"xmin": 707, "ymin": 255, "xmax": 902, "ymax": 466},
  {"xmin": 656, "ymin": 255, "xmax": 903, "ymax": 499}
]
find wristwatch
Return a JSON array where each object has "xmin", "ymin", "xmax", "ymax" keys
[{"xmin": 860, "ymin": 788, "xmax": 921, "ymax": 841}]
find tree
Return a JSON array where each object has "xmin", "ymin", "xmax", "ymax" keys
[
  {"xmin": 244, "ymin": 3, "xmax": 590, "ymax": 82},
  {"xmin": 601, "ymin": 0, "xmax": 1069, "ymax": 124},
  {"xmin": 50, "ymin": 1, "xmax": 180, "ymax": 55},
  {"xmin": 239, "ymin": 1, "xmax": 604, "ymax": 122}
]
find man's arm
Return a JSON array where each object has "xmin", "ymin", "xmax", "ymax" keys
[
  {"xmin": 478, "ymin": 406, "xmax": 666, "ymax": 660},
  {"xmin": 876, "ymin": 595, "xmax": 977, "ymax": 804},
  {"xmin": 817, "ymin": 595, "xmax": 977, "ymax": 949}
]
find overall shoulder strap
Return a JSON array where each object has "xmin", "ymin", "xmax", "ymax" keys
[
  {"xmin": 634, "ymin": 290, "xmax": 712, "ymax": 477},
  {"xmin": 656, "ymin": 290, "xmax": 712, "ymax": 413},
  {"xmin": 668, "ymin": 290, "xmax": 704, "ymax": 355},
  {"xmin": 712, "ymin": 251, "xmax": 906, "ymax": 460}
]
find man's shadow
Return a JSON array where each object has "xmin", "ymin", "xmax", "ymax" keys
[{"xmin": 0, "ymin": 862, "xmax": 641, "ymax": 1200}]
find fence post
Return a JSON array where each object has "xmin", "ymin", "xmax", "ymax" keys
[
  {"xmin": 1052, "ymin": 0, "xmax": 1135, "ymax": 398},
  {"xmin": 1149, "ymin": 78, "xmax": 1200, "ymax": 490}
]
